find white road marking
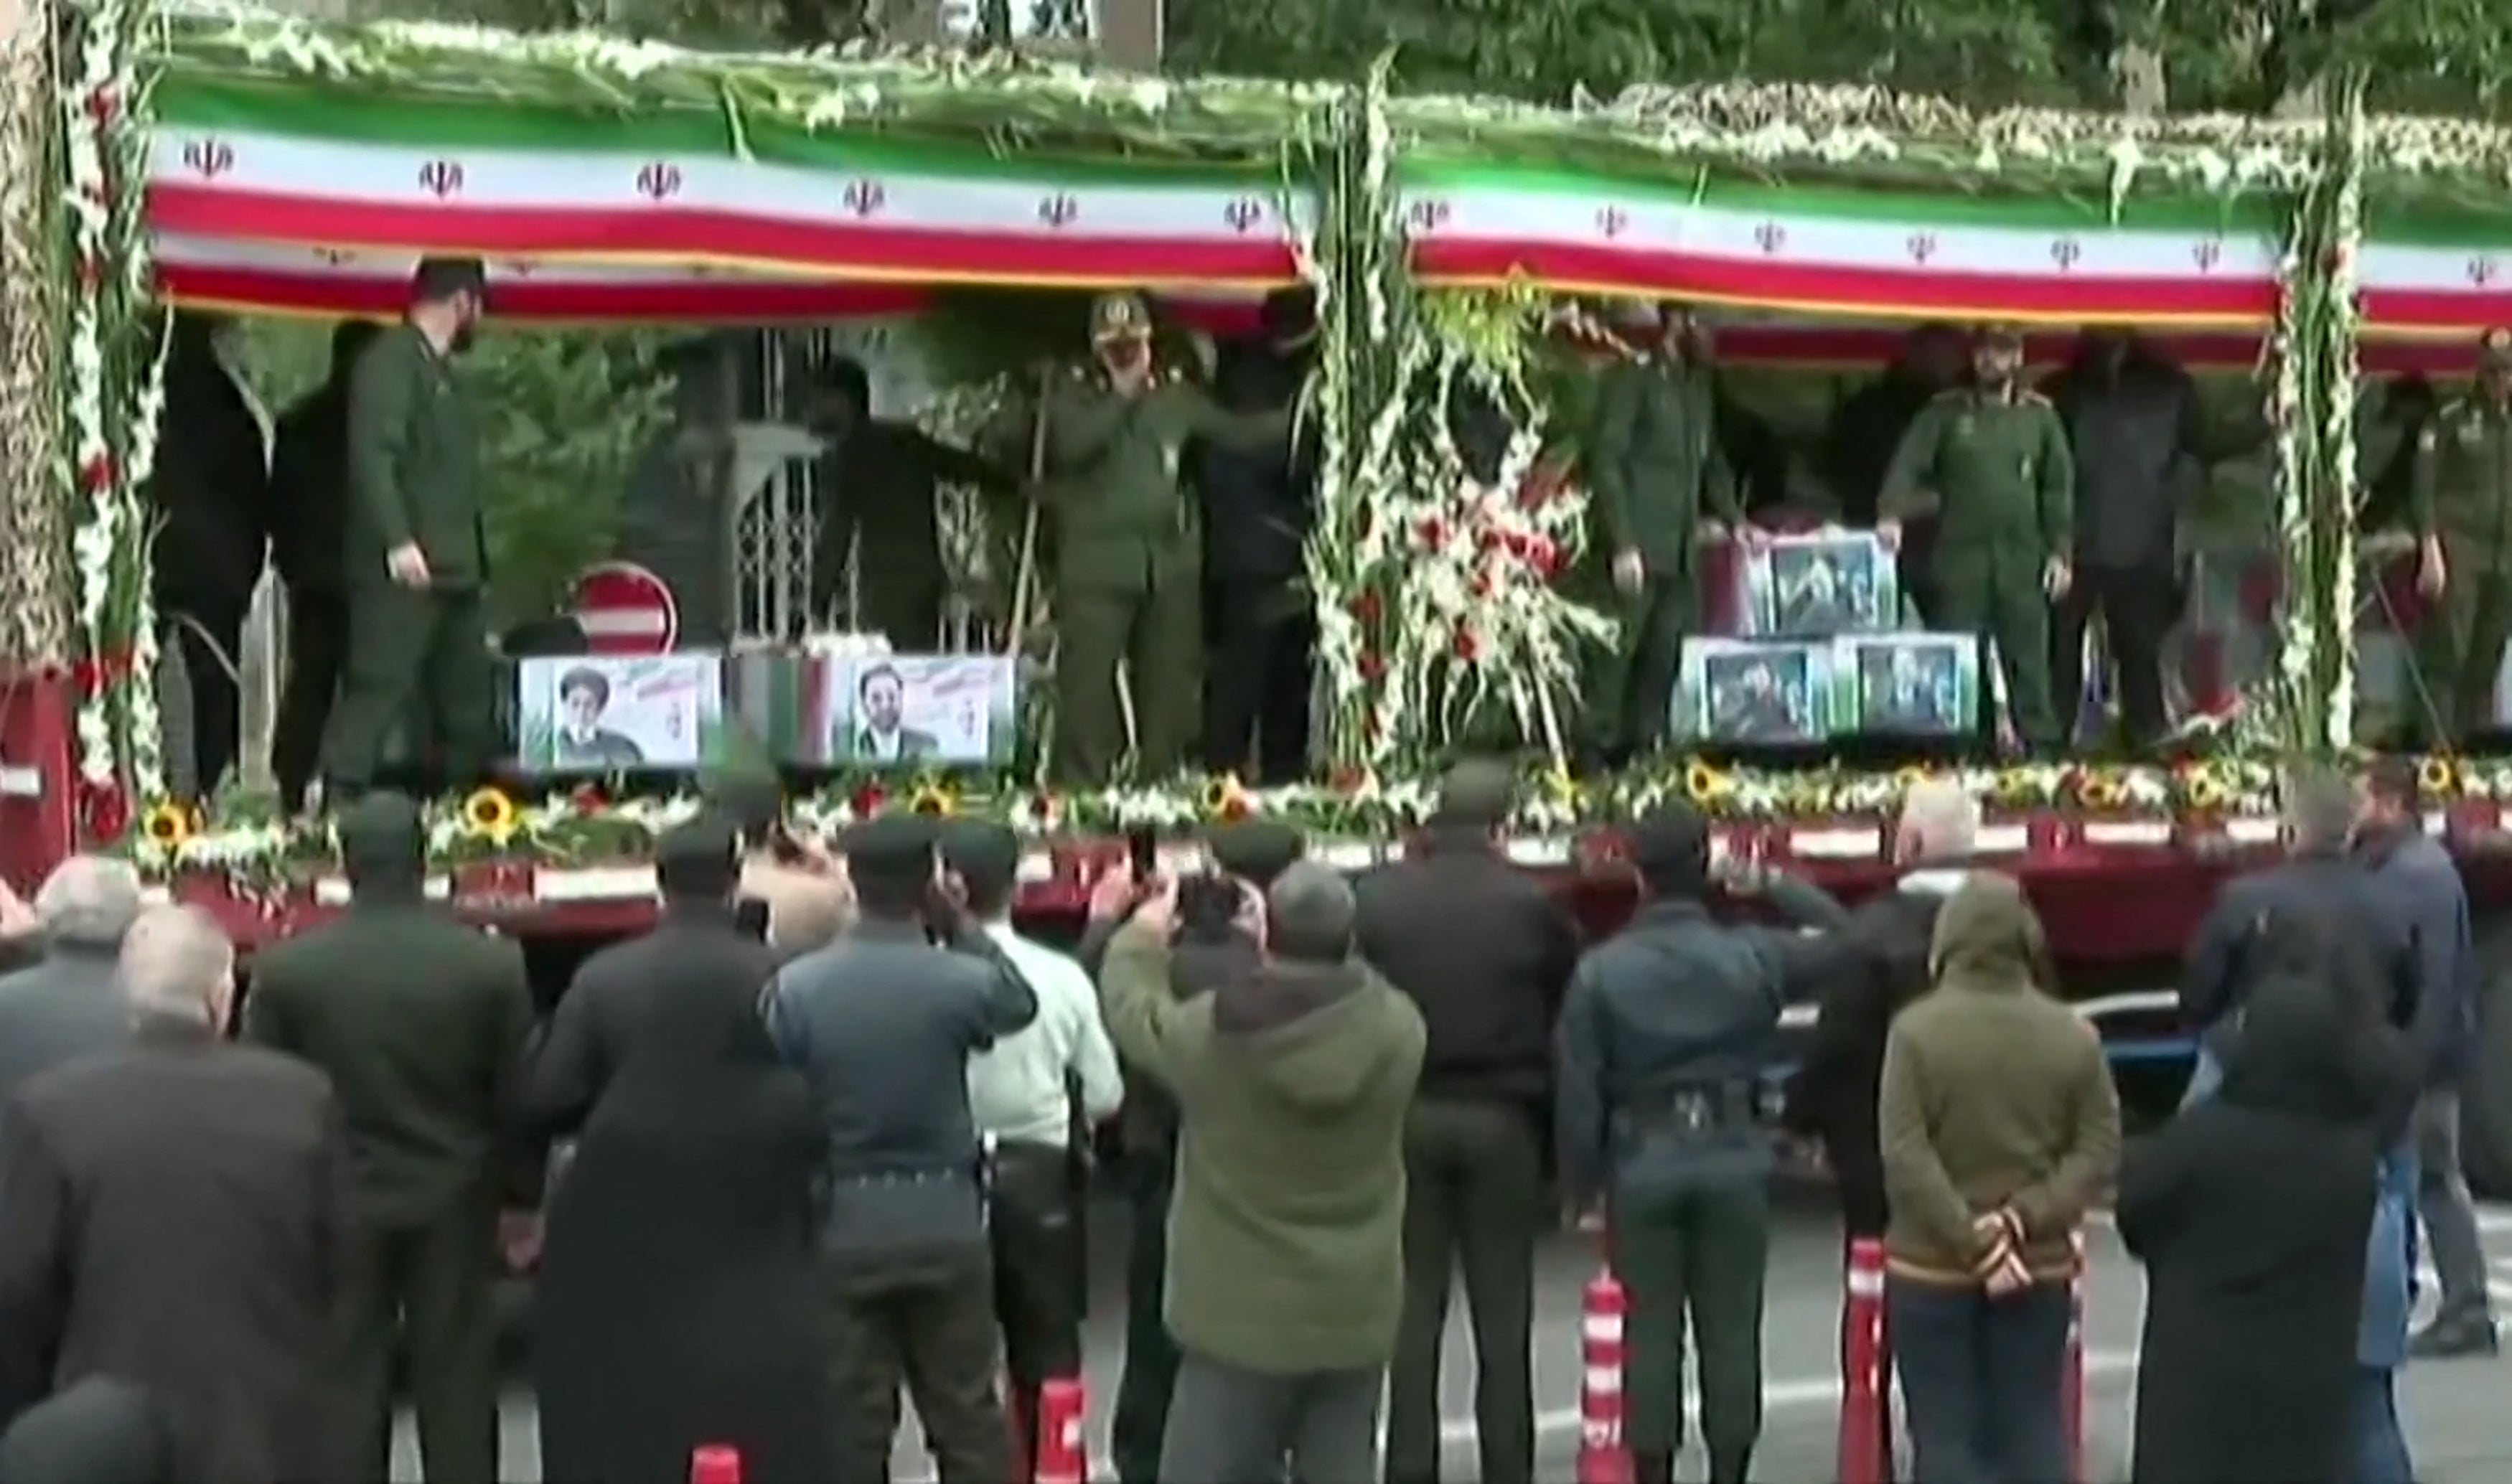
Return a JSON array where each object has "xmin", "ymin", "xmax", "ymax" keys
[{"xmin": 891, "ymin": 1353, "xmax": 2145, "ymax": 1483}]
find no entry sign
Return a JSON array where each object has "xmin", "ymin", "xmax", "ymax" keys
[{"xmin": 571, "ymin": 560, "xmax": 679, "ymax": 656}]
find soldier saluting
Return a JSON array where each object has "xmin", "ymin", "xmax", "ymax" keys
[
  {"xmin": 1880, "ymin": 324, "xmax": 2076, "ymax": 749},
  {"xmin": 1583, "ymin": 300, "xmax": 1748, "ymax": 768},
  {"xmin": 2407, "ymin": 327, "xmax": 2512, "ymax": 748},
  {"xmin": 1041, "ymin": 291, "xmax": 1294, "ymax": 786}
]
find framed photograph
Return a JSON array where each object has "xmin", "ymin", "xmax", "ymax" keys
[
  {"xmin": 516, "ymin": 652, "xmax": 725, "ymax": 774},
  {"xmin": 1839, "ymin": 632, "xmax": 1983, "ymax": 738},
  {"xmin": 1679, "ymin": 639, "xmax": 1839, "ymax": 746},
  {"xmin": 820, "ymin": 654, "xmax": 1019, "ymax": 769},
  {"xmin": 1744, "ymin": 530, "xmax": 1898, "ymax": 637}
]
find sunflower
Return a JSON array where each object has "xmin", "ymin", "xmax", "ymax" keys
[
  {"xmin": 2418, "ymin": 754, "xmax": 2462, "ymax": 799},
  {"xmin": 2182, "ymin": 765, "xmax": 2229, "ymax": 813},
  {"xmin": 461, "ymin": 786, "xmax": 521, "ymax": 845},
  {"xmin": 908, "ymin": 779, "xmax": 958, "ymax": 817},
  {"xmin": 139, "ymin": 800, "xmax": 195, "ymax": 851},
  {"xmin": 1684, "ymin": 758, "xmax": 1733, "ymax": 804},
  {"xmin": 2079, "ymin": 774, "xmax": 2127, "ymax": 812},
  {"xmin": 1201, "ymin": 773, "xmax": 1253, "ymax": 822}
]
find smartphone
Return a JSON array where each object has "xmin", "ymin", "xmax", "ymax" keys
[
  {"xmin": 734, "ymin": 897, "xmax": 772, "ymax": 941},
  {"xmin": 1126, "ymin": 828, "xmax": 1158, "ymax": 884}
]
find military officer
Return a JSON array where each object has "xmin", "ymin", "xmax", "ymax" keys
[
  {"xmin": 1583, "ymin": 300, "xmax": 1747, "ymax": 766},
  {"xmin": 2408, "ymin": 327, "xmax": 2512, "ymax": 747},
  {"xmin": 1041, "ymin": 291, "xmax": 1293, "ymax": 785},
  {"xmin": 1880, "ymin": 324, "xmax": 2076, "ymax": 748},
  {"xmin": 321, "ymin": 257, "xmax": 498, "ymax": 799}
]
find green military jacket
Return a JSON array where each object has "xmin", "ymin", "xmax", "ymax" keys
[
  {"xmin": 2412, "ymin": 394, "xmax": 2512, "ymax": 569},
  {"xmin": 1879, "ymin": 388, "xmax": 2074, "ymax": 562},
  {"xmin": 345, "ymin": 324, "xmax": 487, "ymax": 588},
  {"xmin": 1585, "ymin": 354, "xmax": 1740, "ymax": 574},
  {"xmin": 1044, "ymin": 366, "xmax": 1288, "ymax": 595}
]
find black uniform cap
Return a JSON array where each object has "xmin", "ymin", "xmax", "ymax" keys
[
  {"xmin": 841, "ymin": 811, "xmax": 939, "ymax": 877},
  {"xmin": 337, "ymin": 790, "xmax": 425, "ymax": 878},
  {"xmin": 1627, "ymin": 802, "xmax": 1712, "ymax": 896},
  {"xmin": 655, "ymin": 814, "xmax": 741, "ymax": 898},
  {"xmin": 411, "ymin": 255, "xmax": 489, "ymax": 306},
  {"xmin": 937, "ymin": 818, "xmax": 1022, "ymax": 887},
  {"xmin": 1206, "ymin": 819, "xmax": 1306, "ymax": 888}
]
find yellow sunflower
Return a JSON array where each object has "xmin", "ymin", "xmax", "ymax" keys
[
  {"xmin": 1201, "ymin": 773, "xmax": 1253, "ymax": 822},
  {"xmin": 2418, "ymin": 754, "xmax": 2462, "ymax": 799},
  {"xmin": 139, "ymin": 800, "xmax": 195, "ymax": 851},
  {"xmin": 908, "ymin": 780, "xmax": 958, "ymax": 817},
  {"xmin": 461, "ymin": 786, "xmax": 521, "ymax": 845},
  {"xmin": 1684, "ymin": 758, "xmax": 1733, "ymax": 804},
  {"xmin": 2079, "ymin": 774, "xmax": 2127, "ymax": 812},
  {"xmin": 2183, "ymin": 765, "xmax": 2229, "ymax": 813}
]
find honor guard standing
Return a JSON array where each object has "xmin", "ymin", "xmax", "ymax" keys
[
  {"xmin": 1041, "ymin": 291, "xmax": 1294, "ymax": 786},
  {"xmin": 1880, "ymin": 324, "xmax": 2077, "ymax": 749},
  {"xmin": 1583, "ymin": 301, "xmax": 1747, "ymax": 766},
  {"xmin": 2407, "ymin": 327, "xmax": 2512, "ymax": 748},
  {"xmin": 322, "ymin": 257, "xmax": 500, "ymax": 799}
]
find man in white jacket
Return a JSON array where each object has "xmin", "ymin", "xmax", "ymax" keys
[{"xmin": 939, "ymin": 820, "xmax": 1124, "ymax": 1475}]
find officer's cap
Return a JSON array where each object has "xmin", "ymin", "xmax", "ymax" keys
[
  {"xmin": 1206, "ymin": 819, "xmax": 1306, "ymax": 888},
  {"xmin": 937, "ymin": 818, "xmax": 1022, "ymax": 889},
  {"xmin": 1090, "ymin": 291, "xmax": 1152, "ymax": 342},
  {"xmin": 2480, "ymin": 326, "xmax": 2512, "ymax": 369},
  {"xmin": 840, "ymin": 812, "xmax": 939, "ymax": 878},
  {"xmin": 1974, "ymin": 321, "xmax": 2026, "ymax": 349}
]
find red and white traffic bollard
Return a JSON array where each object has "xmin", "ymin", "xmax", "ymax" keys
[
  {"xmin": 1577, "ymin": 1264, "xmax": 1632, "ymax": 1484},
  {"xmin": 1031, "ymin": 1376, "xmax": 1087, "ymax": 1484},
  {"xmin": 1836, "ymin": 1237, "xmax": 1893, "ymax": 1484},
  {"xmin": 2062, "ymin": 1231, "xmax": 2088, "ymax": 1484},
  {"xmin": 689, "ymin": 1445, "xmax": 741, "ymax": 1484}
]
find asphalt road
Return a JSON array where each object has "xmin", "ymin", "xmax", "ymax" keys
[{"xmin": 398, "ymin": 1190, "xmax": 2512, "ymax": 1483}]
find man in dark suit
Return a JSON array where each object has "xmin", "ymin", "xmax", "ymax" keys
[
  {"xmin": 0, "ymin": 858, "xmax": 146, "ymax": 1104},
  {"xmin": 241, "ymin": 793, "xmax": 534, "ymax": 1484},
  {"xmin": 845, "ymin": 663, "xmax": 940, "ymax": 763},
  {"xmin": 266, "ymin": 319, "xmax": 381, "ymax": 814},
  {"xmin": 523, "ymin": 816, "xmax": 782, "ymax": 1137},
  {"xmin": 0, "ymin": 904, "xmax": 350, "ymax": 1484}
]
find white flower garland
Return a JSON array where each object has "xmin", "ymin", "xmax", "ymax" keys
[{"xmin": 61, "ymin": 0, "xmax": 163, "ymax": 818}]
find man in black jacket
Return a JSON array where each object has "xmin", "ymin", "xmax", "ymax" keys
[
  {"xmin": 240, "ymin": 792, "xmax": 535, "ymax": 1484},
  {"xmin": 150, "ymin": 312, "xmax": 272, "ymax": 801},
  {"xmin": 266, "ymin": 319, "xmax": 380, "ymax": 814},
  {"xmin": 1195, "ymin": 288, "xmax": 1318, "ymax": 783},
  {"xmin": 1359, "ymin": 761, "xmax": 1580, "ymax": 1484},
  {"xmin": 1782, "ymin": 778, "xmax": 1979, "ymax": 1244},
  {"xmin": 1082, "ymin": 819, "xmax": 1298, "ymax": 1484},
  {"xmin": 1557, "ymin": 804, "xmax": 1846, "ymax": 1484},
  {"xmin": 761, "ymin": 813, "xmax": 1036, "ymax": 1484},
  {"xmin": 523, "ymin": 816, "xmax": 782, "ymax": 1136},
  {"xmin": 2181, "ymin": 764, "xmax": 2418, "ymax": 1107}
]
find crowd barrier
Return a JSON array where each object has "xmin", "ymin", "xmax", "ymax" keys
[
  {"xmin": 1578, "ymin": 1262, "xmax": 1632, "ymax": 1484},
  {"xmin": 1832, "ymin": 1233, "xmax": 2093, "ymax": 1484}
]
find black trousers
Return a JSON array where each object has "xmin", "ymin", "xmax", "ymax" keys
[
  {"xmin": 1110, "ymin": 1151, "xmax": 1178, "ymax": 1484},
  {"xmin": 1387, "ymin": 1096, "xmax": 1544, "ymax": 1484},
  {"xmin": 825, "ymin": 1241, "xmax": 1006, "ymax": 1484},
  {"xmin": 1613, "ymin": 1182, "xmax": 1771, "ymax": 1484},
  {"xmin": 164, "ymin": 593, "xmax": 249, "ymax": 799},
  {"xmin": 335, "ymin": 1201, "xmax": 502, "ymax": 1484},
  {"xmin": 2052, "ymin": 560, "xmax": 2179, "ymax": 748},
  {"xmin": 272, "ymin": 587, "xmax": 349, "ymax": 811},
  {"xmin": 989, "ymin": 1142, "xmax": 1086, "ymax": 1479},
  {"xmin": 1203, "ymin": 576, "xmax": 1313, "ymax": 784}
]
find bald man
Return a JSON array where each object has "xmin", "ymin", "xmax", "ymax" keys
[{"xmin": 0, "ymin": 906, "xmax": 349, "ymax": 1484}]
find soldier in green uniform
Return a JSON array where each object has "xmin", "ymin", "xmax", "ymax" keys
[
  {"xmin": 1879, "ymin": 324, "xmax": 2076, "ymax": 748},
  {"xmin": 321, "ymin": 257, "xmax": 497, "ymax": 798},
  {"xmin": 2409, "ymin": 327, "xmax": 2512, "ymax": 747},
  {"xmin": 1041, "ymin": 291, "xmax": 1293, "ymax": 784},
  {"xmin": 1583, "ymin": 301, "xmax": 1745, "ymax": 765}
]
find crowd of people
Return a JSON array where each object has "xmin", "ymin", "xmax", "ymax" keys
[{"xmin": 0, "ymin": 751, "xmax": 2492, "ymax": 1484}]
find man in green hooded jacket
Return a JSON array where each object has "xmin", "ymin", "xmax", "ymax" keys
[
  {"xmin": 1583, "ymin": 301, "xmax": 1746, "ymax": 764},
  {"xmin": 1880, "ymin": 324, "xmax": 2076, "ymax": 748},
  {"xmin": 2407, "ymin": 327, "xmax": 2512, "ymax": 747},
  {"xmin": 1042, "ymin": 291, "xmax": 1292, "ymax": 785}
]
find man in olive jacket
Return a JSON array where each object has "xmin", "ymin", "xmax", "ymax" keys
[
  {"xmin": 1583, "ymin": 301, "xmax": 1745, "ymax": 764},
  {"xmin": 243, "ymin": 792, "xmax": 535, "ymax": 1484},
  {"xmin": 1878, "ymin": 871, "xmax": 2119, "ymax": 1484},
  {"xmin": 1880, "ymin": 323, "xmax": 2078, "ymax": 747},
  {"xmin": 321, "ymin": 257, "xmax": 497, "ymax": 798},
  {"xmin": 1042, "ymin": 291, "xmax": 1293, "ymax": 785},
  {"xmin": 1098, "ymin": 863, "xmax": 1425, "ymax": 1484}
]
